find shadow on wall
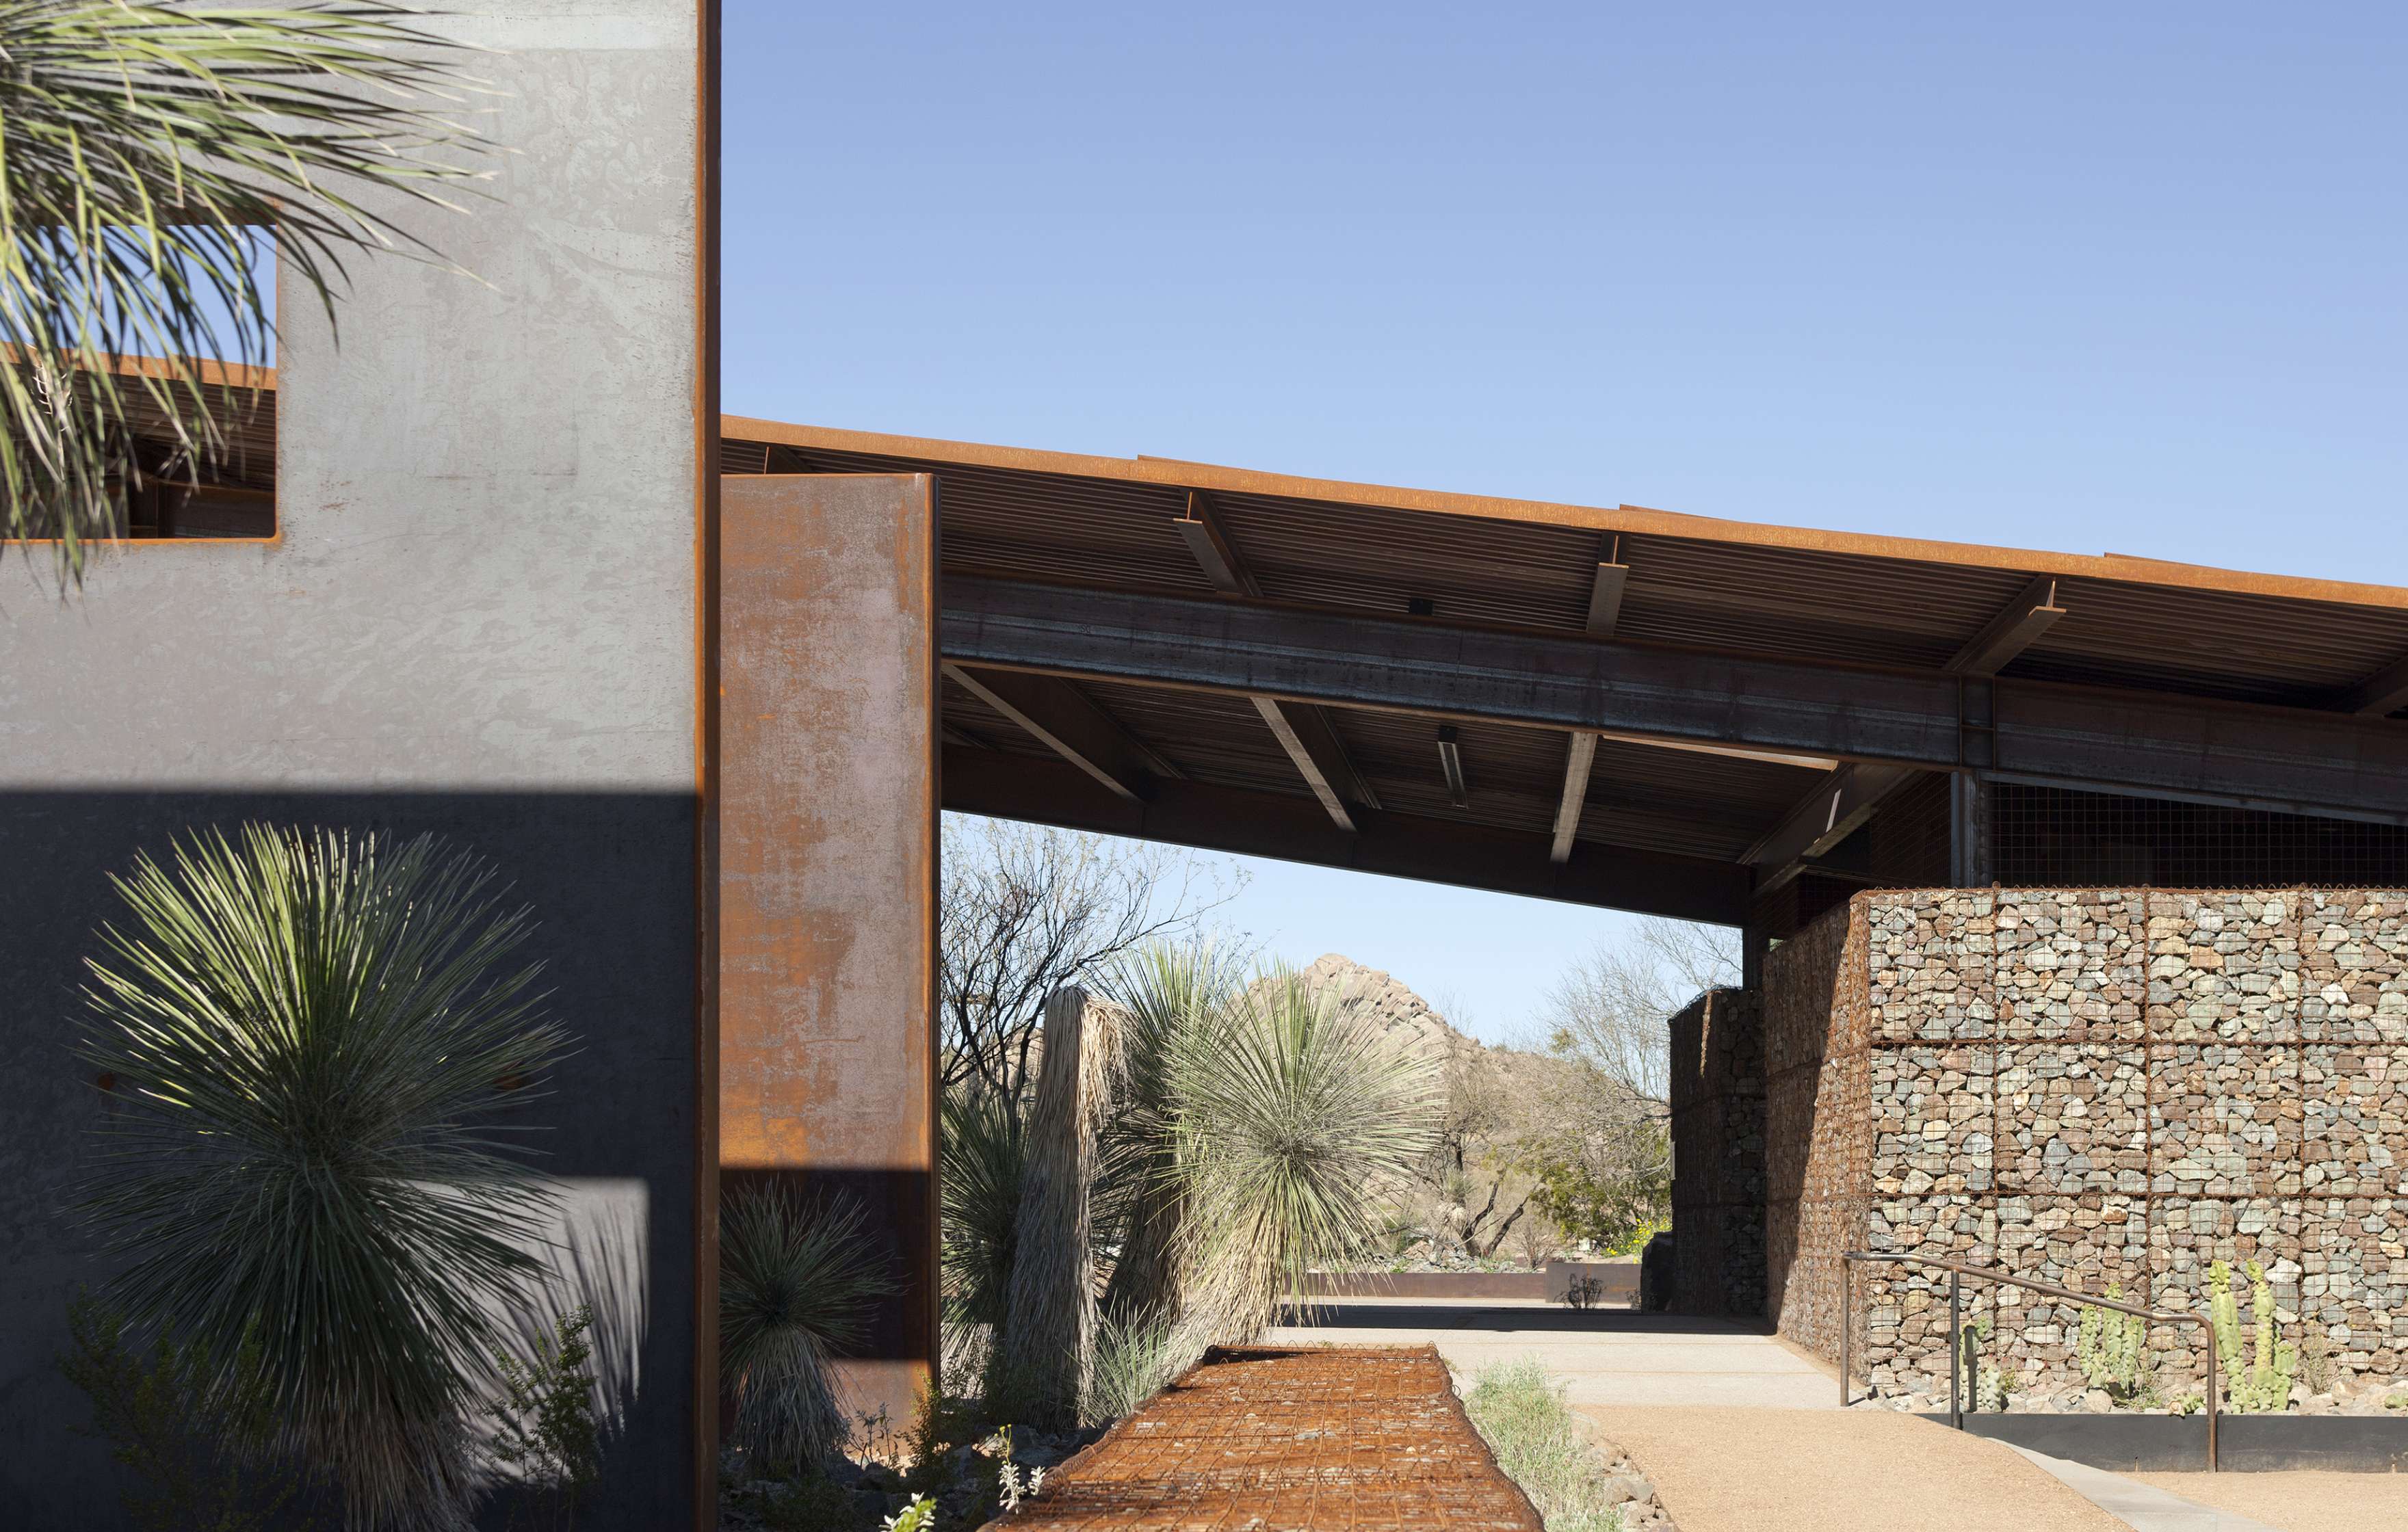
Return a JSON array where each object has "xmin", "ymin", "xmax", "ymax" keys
[
  {"xmin": 490, "ymin": 1179, "xmax": 653, "ymax": 1460},
  {"xmin": 0, "ymin": 791, "xmax": 698, "ymax": 1532}
]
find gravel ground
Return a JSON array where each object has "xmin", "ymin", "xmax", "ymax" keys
[
  {"xmin": 1575, "ymin": 1405, "xmax": 2128, "ymax": 1532},
  {"xmin": 2131, "ymin": 1470, "xmax": 2408, "ymax": 1531}
]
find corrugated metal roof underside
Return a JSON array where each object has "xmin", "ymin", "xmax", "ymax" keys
[
  {"xmin": 735, "ymin": 436, "xmax": 2408, "ymax": 711},
  {"xmin": 729, "ymin": 432, "xmax": 2408, "ymax": 875}
]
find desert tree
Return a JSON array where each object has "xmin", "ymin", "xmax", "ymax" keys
[
  {"xmin": 1, "ymin": 1, "xmax": 487, "ymax": 582},
  {"xmin": 1542, "ymin": 916, "xmax": 1738, "ymax": 1109},
  {"xmin": 1523, "ymin": 917, "xmax": 1739, "ymax": 1250},
  {"xmin": 76, "ymin": 825, "xmax": 571, "ymax": 1531},
  {"xmin": 940, "ymin": 815, "xmax": 1240, "ymax": 1110}
]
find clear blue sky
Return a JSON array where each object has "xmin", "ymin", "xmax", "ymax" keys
[{"xmin": 724, "ymin": 5, "xmax": 2407, "ymax": 1042}]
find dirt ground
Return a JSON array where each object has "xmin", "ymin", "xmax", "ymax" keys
[
  {"xmin": 1578, "ymin": 1405, "xmax": 2129, "ymax": 1532},
  {"xmin": 2132, "ymin": 1470, "xmax": 2408, "ymax": 1531}
]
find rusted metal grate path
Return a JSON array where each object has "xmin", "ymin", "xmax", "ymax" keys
[{"xmin": 989, "ymin": 1345, "xmax": 1542, "ymax": 1531}]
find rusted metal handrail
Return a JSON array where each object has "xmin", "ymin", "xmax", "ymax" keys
[{"xmin": 1840, "ymin": 1250, "xmax": 2219, "ymax": 1471}]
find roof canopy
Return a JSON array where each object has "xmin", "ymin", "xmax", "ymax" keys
[{"xmin": 722, "ymin": 419, "xmax": 2408, "ymax": 926}]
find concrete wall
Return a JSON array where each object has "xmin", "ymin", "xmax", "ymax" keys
[
  {"xmin": 1666, "ymin": 988, "xmax": 1766, "ymax": 1316},
  {"xmin": 0, "ymin": 5, "xmax": 708, "ymax": 1525},
  {"xmin": 1770, "ymin": 890, "xmax": 2408, "ymax": 1408}
]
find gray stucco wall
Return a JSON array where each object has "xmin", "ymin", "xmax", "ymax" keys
[{"xmin": 0, "ymin": 5, "xmax": 705, "ymax": 1527}]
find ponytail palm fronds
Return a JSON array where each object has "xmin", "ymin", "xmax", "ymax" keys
[
  {"xmin": 720, "ymin": 1184, "xmax": 895, "ymax": 1479},
  {"xmin": 1, "ymin": 1, "xmax": 487, "ymax": 580},
  {"xmin": 76, "ymin": 823, "xmax": 570, "ymax": 1532},
  {"xmin": 1172, "ymin": 966, "xmax": 1439, "ymax": 1343}
]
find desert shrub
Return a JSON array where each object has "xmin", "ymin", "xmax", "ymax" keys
[
  {"xmin": 76, "ymin": 825, "xmax": 570, "ymax": 1531},
  {"xmin": 487, "ymin": 1304, "xmax": 603, "ymax": 1531},
  {"xmin": 60, "ymin": 1293, "xmax": 314, "ymax": 1532},
  {"xmin": 2076, "ymin": 1286, "xmax": 2150, "ymax": 1404},
  {"xmin": 720, "ymin": 1185, "xmax": 896, "ymax": 1478},
  {"xmin": 2208, "ymin": 1259, "xmax": 2296, "ymax": 1414},
  {"xmin": 1463, "ymin": 1358, "xmax": 1623, "ymax": 1532}
]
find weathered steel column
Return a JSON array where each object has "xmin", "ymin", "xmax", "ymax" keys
[
  {"xmin": 1949, "ymin": 772, "xmax": 1992, "ymax": 887},
  {"xmin": 718, "ymin": 473, "xmax": 941, "ymax": 1427}
]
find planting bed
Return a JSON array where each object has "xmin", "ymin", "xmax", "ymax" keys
[{"xmin": 983, "ymin": 1345, "xmax": 1543, "ymax": 1531}]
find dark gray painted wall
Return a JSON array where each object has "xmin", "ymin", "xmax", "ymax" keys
[{"xmin": 0, "ymin": 7, "xmax": 705, "ymax": 1527}]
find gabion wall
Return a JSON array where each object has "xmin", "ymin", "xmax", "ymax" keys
[
  {"xmin": 1668, "ymin": 989, "xmax": 1766, "ymax": 1316},
  {"xmin": 1764, "ymin": 904, "xmax": 1869, "ymax": 1364},
  {"xmin": 1766, "ymin": 888, "xmax": 2408, "ymax": 1400}
]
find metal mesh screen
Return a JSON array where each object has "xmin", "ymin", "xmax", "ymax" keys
[{"xmin": 1991, "ymin": 780, "xmax": 2408, "ymax": 888}]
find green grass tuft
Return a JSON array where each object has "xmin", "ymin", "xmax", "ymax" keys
[{"xmin": 1464, "ymin": 1358, "xmax": 1625, "ymax": 1532}]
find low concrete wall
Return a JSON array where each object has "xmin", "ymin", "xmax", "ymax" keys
[
  {"xmin": 1934, "ymin": 1413, "xmax": 2408, "ymax": 1474},
  {"xmin": 1302, "ymin": 1262, "xmax": 1636, "ymax": 1304}
]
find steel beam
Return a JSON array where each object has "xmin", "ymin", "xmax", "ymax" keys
[
  {"xmin": 1253, "ymin": 696, "xmax": 1380, "ymax": 832},
  {"xmin": 1435, "ymin": 725, "xmax": 1470, "ymax": 807},
  {"xmin": 1551, "ymin": 732, "xmax": 1599, "ymax": 864},
  {"xmin": 940, "ymin": 574, "xmax": 2408, "ymax": 824},
  {"xmin": 1169, "ymin": 489, "xmax": 1376, "ymax": 832},
  {"xmin": 2339, "ymin": 652, "xmax": 2408, "ymax": 718},
  {"xmin": 940, "ymin": 662, "xmax": 1166, "ymax": 802},
  {"xmin": 943, "ymin": 745, "xmax": 1752, "ymax": 925},
  {"xmin": 1173, "ymin": 490, "xmax": 1261, "ymax": 598},
  {"xmin": 1947, "ymin": 575, "xmax": 2065, "ymax": 676},
  {"xmin": 1950, "ymin": 771, "xmax": 1993, "ymax": 886},
  {"xmin": 1744, "ymin": 761, "xmax": 1921, "ymax": 894},
  {"xmin": 1587, "ymin": 534, "xmax": 1630, "ymax": 637}
]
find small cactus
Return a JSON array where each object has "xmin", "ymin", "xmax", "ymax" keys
[
  {"xmin": 2077, "ymin": 1284, "xmax": 2148, "ymax": 1401},
  {"xmin": 2208, "ymin": 1259, "xmax": 2296, "ymax": 1413}
]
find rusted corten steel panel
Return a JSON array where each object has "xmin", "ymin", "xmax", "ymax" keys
[
  {"xmin": 992, "ymin": 1345, "xmax": 1542, "ymax": 1531},
  {"xmin": 718, "ymin": 473, "xmax": 940, "ymax": 1425}
]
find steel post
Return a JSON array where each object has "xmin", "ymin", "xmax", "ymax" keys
[
  {"xmin": 1950, "ymin": 1269, "xmax": 1963, "ymax": 1430},
  {"xmin": 1840, "ymin": 1256, "xmax": 1853, "ymax": 1408},
  {"xmin": 2206, "ymin": 1318, "xmax": 2220, "ymax": 1472}
]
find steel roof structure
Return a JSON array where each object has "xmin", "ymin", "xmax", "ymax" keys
[{"xmin": 718, "ymin": 417, "xmax": 2408, "ymax": 928}]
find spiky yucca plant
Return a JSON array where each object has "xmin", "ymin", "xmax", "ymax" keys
[
  {"xmin": 1, "ymin": 1, "xmax": 486, "ymax": 580},
  {"xmin": 76, "ymin": 824, "xmax": 571, "ymax": 1532},
  {"xmin": 1173, "ymin": 966, "xmax": 1439, "ymax": 1343},
  {"xmin": 718, "ymin": 1185, "xmax": 895, "ymax": 1479},
  {"xmin": 939, "ymin": 1084, "xmax": 1026, "ymax": 1332},
  {"xmin": 1095, "ymin": 940, "xmax": 1243, "ymax": 1328}
]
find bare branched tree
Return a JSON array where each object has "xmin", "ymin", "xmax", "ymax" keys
[
  {"xmin": 1523, "ymin": 917, "xmax": 1740, "ymax": 1250},
  {"xmin": 940, "ymin": 815, "xmax": 1242, "ymax": 1109},
  {"xmin": 1542, "ymin": 917, "xmax": 1740, "ymax": 1109}
]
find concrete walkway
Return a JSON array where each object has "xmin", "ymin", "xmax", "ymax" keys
[
  {"xmin": 1579, "ymin": 1406, "xmax": 2129, "ymax": 1532},
  {"xmin": 1267, "ymin": 1298, "xmax": 1835, "ymax": 1408},
  {"xmin": 2008, "ymin": 1447, "xmax": 2283, "ymax": 1532}
]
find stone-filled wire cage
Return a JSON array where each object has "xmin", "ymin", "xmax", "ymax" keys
[
  {"xmin": 1766, "ymin": 887, "xmax": 2408, "ymax": 1403},
  {"xmin": 1667, "ymin": 990, "xmax": 1766, "ymax": 1317}
]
